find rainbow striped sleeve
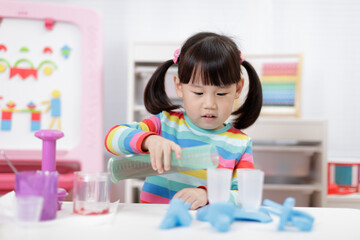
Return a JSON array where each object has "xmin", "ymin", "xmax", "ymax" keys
[
  {"xmin": 229, "ymin": 138, "xmax": 254, "ymax": 205},
  {"xmin": 104, "ymin": 115, "xmax": 161, "ymax": 155},
  {"xmin": 235, "ymin": 139, "xmax": 254, "ymax": 170}
]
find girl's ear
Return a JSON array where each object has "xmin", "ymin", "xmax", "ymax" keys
[
  {"xmin": 235, "ymin": 78, "xmax": 244, "ymax": 99},
  {"xmin": 174, "ymin": 75, "xmax": 184, "ymax": 98}
]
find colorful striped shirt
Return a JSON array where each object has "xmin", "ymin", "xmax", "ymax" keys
[{"xmin": 105, "ymin": 111, "xmax": 254, "ymax": 205}]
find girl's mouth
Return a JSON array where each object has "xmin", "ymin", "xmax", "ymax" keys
[{"xmin": 202, "ymin": 114, "xmax": 216, "ymax": 119}]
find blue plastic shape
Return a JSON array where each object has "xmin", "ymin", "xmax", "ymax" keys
[
  {"xmin": 196, "ymin": 204, "xmax": 210, "ymax": 222},
  {"xmin": 160, "ymin": 198, "xmax": 192, "ymax": 229},
  {"xmin": 263, "ymin": 197, "xmax": 314, "ymax": 231},
  {"xmin": 197, "ymin": 204, "xmax": 272, "ymax": 224},
  {"xmin": 196, "ymin": 203, "xmax": 235, "ymax": 232},
  {"xmin": 234, "ymin": 206, "xmax": 272, "ymax": 223}
]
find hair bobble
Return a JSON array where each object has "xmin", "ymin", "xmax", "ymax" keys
[
  {"xmin": 173, "ymin": 49, "xmax": 180, "ymax": 64},
  {"xmin": 239, "ymin": 50, "xmax": 245, "ymax": 63}
]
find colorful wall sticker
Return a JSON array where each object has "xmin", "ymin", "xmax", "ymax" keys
[
  {"xmin": 0, "ymin": 44, "xmax": 7, "ymax": 52},
  {"xmin": 43, "ymin": 47, "xmax": 53, "ymax": 54},
  {"xmin": 19, "ymin": 46, "xmax": 29, "ymax": 52},
  {"xmin": 0, "ymin": 100, "xmax": 41, "ymax": 131},
  {"xmin": 10, "ymin": 58, "xmax": 37, "ymax": 79},
  {"xmin": 0, "ymin": 46, "xmax": 58, "ymax": 80},
  {"xmin": 42, "ymin": 89, "xmax": 61, "ymax": 130},
  {"xmin": 27, "ymin": 101, "xmax": 41, "ymax": 131},
  {"xmin": 0, "ymin": 58, "xmax": 10, "ymax": 73},
  {"xmin": 61, "ymin": 45, "xmax": 71, "ymax": 59}
]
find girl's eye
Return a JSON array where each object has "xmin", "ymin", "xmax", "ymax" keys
[
  {"xmin": 193, "ymin": 92, "xmax": 203, "ymax": 95},
  {"xmin": 217, "ymin": 93, "xmax": 227, "ymax": 96}
]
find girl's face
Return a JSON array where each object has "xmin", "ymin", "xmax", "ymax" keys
[{"xmin": 174, "ymin": 75, "xmax": 243, "ymax": 130}]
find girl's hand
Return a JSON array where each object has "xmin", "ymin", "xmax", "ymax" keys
[
  {"xmin": 142, "ymin": 135, "xmax": 181, "ymax": 174},
  {"xmin": 173, "ymin": 188, "xmax": 208, "ymax": 210}
]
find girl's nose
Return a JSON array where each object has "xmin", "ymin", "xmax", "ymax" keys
[{"xmin": 204, "ymin": 94, "xmax": 217, "ymax": 109}]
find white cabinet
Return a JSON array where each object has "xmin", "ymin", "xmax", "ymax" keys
[
  {"xmin": 245, "ymin": 118, "xmax": 328, "ymax": 207},
  {"xmin": 126, "ymin": 42, "xmax": 328, "ymax": 206}
]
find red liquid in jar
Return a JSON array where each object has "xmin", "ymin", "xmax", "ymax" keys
[
  {"xmin": 74, "ymin": 207, "xmax": 110, "ymax": 215},
  {"xmin": 73, "ymin": 201, "xmax": 110, "ymax": 215}
]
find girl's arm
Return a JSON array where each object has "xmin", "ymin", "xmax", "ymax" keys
[
  {"xmin": 104, "ymin": 115, "xmax": 162, "ymax": 156},
  {"xmin": 105, "ymin": 113, "xmax": 181, "ymax": 173}
]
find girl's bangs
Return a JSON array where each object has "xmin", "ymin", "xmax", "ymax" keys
[{"xmin": 180, "ymin": 51, "xmax": 240, "ymax": 86}]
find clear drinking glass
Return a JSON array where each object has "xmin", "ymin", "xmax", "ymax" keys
[{"xmin": 73, "ymin": 172, "xmax": 111, "ymax": 215}]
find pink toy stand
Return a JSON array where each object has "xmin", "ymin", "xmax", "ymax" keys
[{"xmin": 0, "ymin": 1, "xmax": 103, "ymax": 195}]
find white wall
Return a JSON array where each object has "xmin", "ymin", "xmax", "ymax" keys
[{"xmin": 272, "ymin": 0, "xmax": 360, "ymax": 159}]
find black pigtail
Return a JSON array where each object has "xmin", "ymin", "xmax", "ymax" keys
[
  {"xmin": 144, "ymin": 60, "xmax": 181, "ymax": 114},
  {"xmin": 232, "ymin": 60, "xmax": 263, "ymax": 129}
]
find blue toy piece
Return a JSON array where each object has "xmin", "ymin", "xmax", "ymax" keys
[
  {"xmin": 208, "ymin": 203, "xmax": 235, "ymax": 232},
  {"xmin": 234, "ymin": 206, "xmax": 272, "ymax": 223},
  {"xmin": 196, "ymin": 204, "xmax": 210, "ymax": 222},
  {"xmin": 263, "ymin": 197, "xmax": 314, "ymax": 231},
  {"xmin": 196, "ymin": 203, "xmax": 235, "ymax": 232},
  {"xmin": 197, "ymin": 203, "xmax": 272, "ymax": 231},
  {"xmin": 160, "ymin": 198, "xmax": 193, "ymax": 229}
]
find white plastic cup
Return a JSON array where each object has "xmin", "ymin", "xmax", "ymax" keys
[
  {"xmin": 207, "ymin": 168, "xmax": 233, "ymax": 204},
  {"xmin": 15, "ymin": 196, "xmax": 44, "ymax": 223},
  {"xmin": 237, "ymin": 169, "xmax": 264, "ymax": 212}
]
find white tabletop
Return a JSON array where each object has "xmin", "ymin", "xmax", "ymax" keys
[{"xmin": 1, "ymin": 202, "xmax": 360, "ymax": 240}]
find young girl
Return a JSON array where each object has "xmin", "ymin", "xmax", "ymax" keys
[{"xmin": 105, "ymin": 32, "xmax": 262, "ymax": 210}]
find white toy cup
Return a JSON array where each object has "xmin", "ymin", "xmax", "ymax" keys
[
  {"xmin": 207, "ymin": 168, "xmax": 233, "ymax": 204},
  {"xmin": 237, "ymin": 169, "xmax": 264, "ymax": 212}
]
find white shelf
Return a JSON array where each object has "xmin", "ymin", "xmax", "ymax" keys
[
  {"xmin": 264, "ymin": 183, "xmax": 322, "ymax": 192},
  {"xmin": 253, "ymin": 145, "xmax": 322, "ymax": 153},
  {"xmin": 327, "ymin": 194, "xmax": 360, "ymax": 201},
  {"xmin": 326, "ymin": 194, "xmax": 360, "ymax": 209}
]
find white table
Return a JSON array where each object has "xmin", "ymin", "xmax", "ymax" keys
[{"xmin": 1, "ymin": 203, "xmax": 360, "ymax": 240}]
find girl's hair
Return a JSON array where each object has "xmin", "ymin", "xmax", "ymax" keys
[{"xmin": 144, "ymin": 32, "xmax": 263, "ymax": 129}]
